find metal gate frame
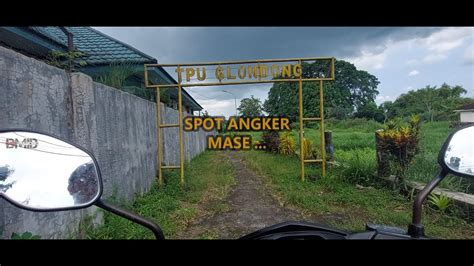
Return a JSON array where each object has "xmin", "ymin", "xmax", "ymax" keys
[{"xmin": 144, "ymin": 57, "xmax": 335, "ymax": 185}]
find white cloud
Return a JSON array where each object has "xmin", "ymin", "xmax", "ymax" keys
[
  {"xmin": 376, "ymin": 95, "xmax": 392, "ymax": 104},
  {"xmin": 464, "ymin": 46, "xmax": 474, "ymax": 65},
  {"xmin": 346, "ymin": 50, "xmax": 387, "ymax": 70},
  {"xmin": 406, "ymin": 59, "xmax": 418, "ymax": 66},
  {"xmin": 415, "ymin": 27, "xmax": 473, "ymax": 65},
  {"xmin": 422, "ymin": 53, "xmax": 448, "ymax": 64},
  {"xmin": 406, "ymin": 86, "xmax": 413, "ymax": 91},
  {"xmin": 199, "ymin": 99, "xmax": 235, "ymax": 117},
  {"xmin": 418, "ymin": 27, "xmax": 473, "ymax": 53},
  {"xmin": 408, "ymin": 70, "xmax": 420, "ymax": 76}
]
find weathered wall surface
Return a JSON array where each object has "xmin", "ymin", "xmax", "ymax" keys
[{"xmin": 0, "ymin": 46, "xmax": 212, "ymax": 238}]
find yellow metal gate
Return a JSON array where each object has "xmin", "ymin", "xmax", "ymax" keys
[{"xmin": 144, "ymin": 57, "xmax": 335, "ymax": 185}]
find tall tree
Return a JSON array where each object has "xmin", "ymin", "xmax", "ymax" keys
[
  {"xmin": 238, "ymin": 95, "xmax": 264, "ymax": 117},
  {"xmin": 386, "ymin": 83, "xmax": 472, "ymax": 121},
  {"xmin": 264, "ymin": 60, "xmax": 380, "ymax": 121}
]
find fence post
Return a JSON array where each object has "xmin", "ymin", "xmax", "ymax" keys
[
  {"xmin": 375, "ymin": 130, "xmax": 390, "ymax": 178},
  {"xmin": 324, "ymin": 130, "xmax": 334, "ymax": 161}
]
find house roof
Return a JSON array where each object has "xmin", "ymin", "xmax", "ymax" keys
[
  {"xmin": 6, "ymin": 27, "xmax": 203, "ymax": 111},
  {"xmin": 458, "ymin": 103, "xmax": 474, "ymax": 111},
  {"xmin": 29, "ymin": 27, "xmax": 157, "ymax": 65}
]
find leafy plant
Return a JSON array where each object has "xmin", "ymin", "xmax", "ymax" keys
[
  {"xmin": 262, "ymin": 130, "xmax": 280, "ymax": 153},
  {"xmin": 298, "ymin": 137, "xmax": 314, "ymax": 159},
  {"xmin": 95, "ymin": 61, "xmax": 136, "ymax": 90},
  {"xmin": 376, "ymin": 114, "xmax": 421, "ymax": 189},
  {"xmin": 47, "ymin": 50, "xmax": 87, "ymax": 71},
  {"xmin": 428, "ymin": 193, "xmax": 452, "ymax": 213},
  {"xmin": 10, "ymin": 231, "xmax": 41, "ymax": 239},
  {"xmin": 278, "ymin": 132, "xmax": 296, "ymax": 155}
]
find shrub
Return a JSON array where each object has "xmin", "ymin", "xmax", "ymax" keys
[
  {"xmin": 278, "ymin": 132, "xmax": 296, "ymax": 155},
  {"xmin": 336, "ymin": 148, "xmax": 377, "ymax": 185},
  {"xmin": 376, "ymin": 115, "xmax": 421, "ymax": 188},
  {"xmin": 262, "ymin": 131, "xmax": 280, "ymax": 153},
  {"xmin": 428, "ymin": 193, "xmax": 452, "ymax": 213},
  {"xmin": 296, "ymin": 138, "xmax": 321, "ymax": 159}
]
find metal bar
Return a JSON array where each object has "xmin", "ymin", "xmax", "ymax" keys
[
  {"xmin": 144, "ymin": 65, "xmax": 149, "ymax": 88},
  {"xmin": 161, "ymin": 165, "xmax": 181, "ymax": 169},
  {"xmin": 298, "ymin": 60, "xmax": 305, "ymax": 182},
  {"xmin": 331, "ymin": 57, "xmax": 335, "ymax": 80},
  {"xmin": 145, "ymin": 78, "xmax": 334, "ymax": 88},
  {"xmin": 160, "ymin": 123, "xmax": 179, "ymax": 128},
  {"xmin": 304, "ymin": 159, "xmax": 323, "ymax": 163},
  {"xmin": 302, "ymin": 117, "xmax": 321, "ymax": 121},
  {"xmin": 145, "ymin": 57, "xmax": 334, "ymax": 67},
  {"xmin": 177, "ymin": 67, "xmax": 185, "ymax": 186},
  {"xmin": 156, "ymin": 87, "xmax": 162, "ymax": 186},
  {"xmin": 320, "ymin": 80, "xmax": 326, "ymax": 177}
]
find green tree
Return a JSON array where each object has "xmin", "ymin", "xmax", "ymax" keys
[
  {"xmin": 264, "ymin": 60, "xmax": 380, "ymax": 121},
  {"xmin": 385, "ymin": 83, "xmax": 472, "ymax": 121},
  {"xmin": 354, "ymin": 101, "xmax": 384, "ymax": 122},
  {"xmin": 238, "ymin": 95, "xmax": 264, "ymax": 117}
]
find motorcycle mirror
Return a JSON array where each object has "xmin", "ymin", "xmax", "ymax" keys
[
  {"xmin": 0, "ymin": 130, "xmax": 103, "ymax": 211},
  {"xmin": 409, "ymin": 125, "xmax": 473, "ymax": 238},
  {"xmin": 438, "ymin": 125, "xmax": 474, "ymax": 178}
]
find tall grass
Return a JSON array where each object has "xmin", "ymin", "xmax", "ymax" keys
[
  {"xmin": 84, "ymin": 151, "xmax": 235, "ymax": 239},
  {"xmin": 240, "ymin": 149, "xmax": 474, "ymax": 238},
  {"xmin": 95, "ymin": 61, "xmax": 136, "ymax": 90}
]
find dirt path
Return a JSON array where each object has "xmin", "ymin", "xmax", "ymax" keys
[{"xmin": 180, "ymin": 150, "xmax": 304, "ymax": 239}]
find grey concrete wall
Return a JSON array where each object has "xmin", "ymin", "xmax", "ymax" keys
[{"xmin": 0, "ymin": 46, "xmax": 213, "ymax": 238}]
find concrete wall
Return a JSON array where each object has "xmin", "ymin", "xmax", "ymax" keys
[
  {"xmin": 460, "ymin": 111, "xmax": 474, "ymax": 123},
  {"xmin": 0, "ymin": 46, "xmax": 212, "ymax": 238}
]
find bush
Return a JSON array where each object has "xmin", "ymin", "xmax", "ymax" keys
[
  {"xmin": 428, "ymin": 193, "xmax": 452, "ymax": 213},
  {"xmin": 376, "ymin": 115, "xmax": 421, "ymax": 187},
  {"xmin": 278, "ymin": 132, "xmax": 296, "ymax": 155},
  {"xmin": 336, "ymin": 148, "xmax": 377, "ymax": 185},
  {"xmin": 297, "ymin": 138, "xmax": 317, "ymax": 159},
  {"xmin": 262, "ymin": 131, "xmax": 280, "ymax": 153}
]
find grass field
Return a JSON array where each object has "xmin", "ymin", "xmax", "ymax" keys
[
  {"xmin": 84, "ymin": 119, "xmax": 472, "ymax": 239},
  {"xmin": 244, "ymin": 119, "xmax": 471, "ymax": 192},
  {"xmin": 239, "ymin": 150, "xmax": 474, "ymax": 238},
  {"xmin": 84, "ymin": 151, "xmax": 235, "ymax": 239},
  {"xmin": 236, "ymin": 119, "xmax": 474, "ymax": 238}
]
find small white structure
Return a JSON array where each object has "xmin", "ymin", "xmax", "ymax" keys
[{"xmin": 455, "ymin": 103, "xmax": 474, "ymax": 123}]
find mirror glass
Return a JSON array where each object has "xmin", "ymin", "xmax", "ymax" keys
[
  {"xmin": 0, "ymin": 131, "xmax": 101, "ymax": 210},
  {"xmin": 443, "ymin": 126, "xmax": 474, "ymax": 177}
]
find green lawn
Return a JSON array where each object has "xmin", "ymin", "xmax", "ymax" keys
[
  {"xmin": 239, "ymin": 149, "xmax": 474, "ymax": 239},
  {"xmin": 83, "ymin": 151, "xmax": 235, "ymax": 239},
  {"xmin": 241, "ymin": 120, "xmax": 470, "ymax": 192}
]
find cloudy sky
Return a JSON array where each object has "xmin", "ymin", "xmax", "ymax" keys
[{"xmin": 95, "ymin": 27, "xmax": 474, "ymax": 117}]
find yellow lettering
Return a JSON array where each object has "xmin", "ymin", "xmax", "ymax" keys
[
  {"xmin": 271, "ymin": 64, "xmax": 280, "ymax": 78},
  {"xmin": 242, "ymin": 136, "xmax": 250, "ymax": 149},
  {"xmin": 293, "ymin": 64, "xmax": 302, "ymax": 78},
  {"xmin": 282, "ymin": 64, "xmax": 292, "ymax": 78},
  {"xmin": 248, "ymin": 65, "xmax": 259, "ymax": 79},
  {"xmin": 222, "ymin": 137, "xmax": 233, "ymax": 149},
  {"xmin": 207, "ymin": 136, "xmax": 221, "ymax": 149},
  {"xmin": 184, "ymin": 117, "xmax": 194, "ymax": 131},
  {"xmin": 259, "ymin": 65, "xmax": 268, "ymax": 78},
  {"xmin": 251, "ymin": 118, "xmax": 261, "ymax": 130},
  {"xmin": 262, "ymin": 118, "xmax": 271, "ymax": 130},
  {"xmin": 240, "ymin": 117, "xmax": 250, "ymax": 130},
  {"xmin": 215, "ymin": 66, "xmax": 225, "ymax": 82},
  {"xmin": 238, "ymin": 66, "xmax": 247, "ymax": 79},
  {"xmin": 196, "ymin": 67, "xmax": 206, "ymax": 81},
  {"xmin": 227, "ymin": 117, "xmax": 238, "ymax": 130},
  {"xmin": 227, "ymin": 67, "xmax": 236, "ymax": 80},
  {"xmin": 186, "ymin": 68, "xmax": 195, "ymax": 82},
  {"xmin": 203, "ymin": 118, "xmax": 214, "ymax": 131},
  {"xmin": 175, "ymin": 67, "xmax": 184, "ymax": 83},
  {"xmin": 214, "ymin": 117, "xmax": 224, "ymax": 131},
  {"xmin": 281, "ymin": 118, "xmax": 290, "ymax": 130}
]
